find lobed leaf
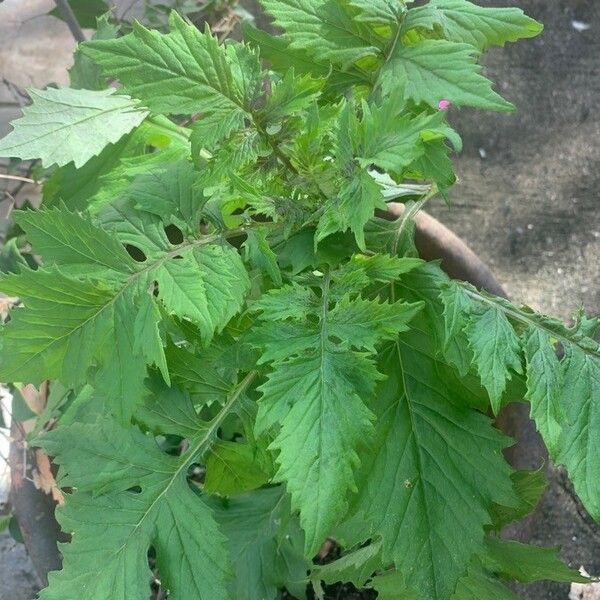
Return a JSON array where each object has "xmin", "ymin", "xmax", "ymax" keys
[
  {"xmin": 259, "ymin": 0, "xmax": 382, "ymax": 69},
  {"xmin": 403, "ymin": 0, "xmax": 543, "ymax": 50},
  {"xmin": 465, "ymin": 305, "xmax": 523, "ymax": 414},
  {"xmin": 440, "ymin": 281, "xmax": 600, "ymax": 524},
  {"xmin": 381, "ymin": 40, "xmax": 513, "ymax": 111},
  {"xmin": 37, "ymin": 416, "xmax": 232, "ymax": 600},
  {"xmin": 345, "ymin": 335, "xmax": 518, "ymax": 599},
  {"xmin": 252, "ymin": 263, "xmax": 422, "ymax": 555},
  {"xmin": 210, "ymin": 487, "xmax": 309, "ymax": 600},
  {"xmin": 82, "ymin": 12, "xmax": 261, "ymax": 146},
  {"xmin": 0, "ymin": 208, "xmax": 249, "ymax": 420},
  {"xmin": 0, "ymin": 87, "xmax": 148, "ymax": 168}
]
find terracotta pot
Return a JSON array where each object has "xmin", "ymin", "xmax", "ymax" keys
[{"xmin": 9, "ymin": 205, "xmax": 539, "ymax": 583}]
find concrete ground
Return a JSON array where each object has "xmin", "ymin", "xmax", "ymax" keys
[{"xmin": 0, "ymin": 0, "xmax": 599, "ymax": 599}]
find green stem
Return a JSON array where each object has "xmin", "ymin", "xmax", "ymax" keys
[
  {"xmin": 187, "ymin": 370, "xmax": 258, "ymax": 456},
  {"xmin": 391, "ymin": 184, "xmax": 439, "ymax": 257}
]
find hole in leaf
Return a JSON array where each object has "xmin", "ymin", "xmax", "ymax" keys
[
  {"xmin": 152, "ymin": 281, "xmax": 160, "ymax": 298},
  {"xmin": 172, "ymin": 255, "xmax": 184, "ymax": 260},
  {"xmin": 328, "ymin": 334, "xmax": 343, "ymax": 346},
  {"xmin": 187, "ymin": 463, "xmax": 205, "ymax": 483},
  {"xmin": 147, "ymin": 545, "xmax": 162, "ymax": 595},
  {"xmin": 124, "ymin": 244, "xmax": 147, "ymax": 263},
  {"xmin": 127, "ymin": 485, "xmax": 142, "ymax": 494},
  {"xmin": 164, "ymin": 223, "xmax": 184, "ymax": 245}
]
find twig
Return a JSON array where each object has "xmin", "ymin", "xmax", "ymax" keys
[
  {"xmin": 120, "ymin": 0, "xmax": 140, "ymax": 22},
  {"xmin": 0, "ymin": 174, "xmax": 36, "ymax": 184},
  {"xmin": 2, "ymin": 191, "xmax": 16, "ymax": 219},
  {"xmin": 1, "ymin": 159, "xmax": 39, "ymax": 204},
  {"xmin": 1, "ymin": 78, "xmax": 28, "ymax": 107},
  {"xmin": 53, "ymin": 0, "xmax": 86, "ymax": 43}
]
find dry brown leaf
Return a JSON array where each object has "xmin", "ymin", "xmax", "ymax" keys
[
  {"xmin": 17, "ymin": 381, "xmax": 48, "ymax": 415},
  {"xmin": 32, "ymin": 448, "xmax": 64, "ymax": 506},
  {"xmin": 0, "ymin": 295, "xmax": 18, "ymax": 320}
]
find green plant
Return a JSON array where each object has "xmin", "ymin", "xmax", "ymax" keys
[{"xmin": 0, "ymin": 1, "xmax": 597, "ymax": 598}]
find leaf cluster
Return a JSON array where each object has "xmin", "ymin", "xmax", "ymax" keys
[{"xmin": 0, "ymin": 2, "xmax": 597, "ymax": 599}]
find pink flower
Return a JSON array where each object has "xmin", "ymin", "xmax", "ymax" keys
[{"xmin": 438, "ymin": 99, "xmax": 451, "ymax": 110}]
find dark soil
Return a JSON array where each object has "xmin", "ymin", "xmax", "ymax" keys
[{"xmin": 283, "ymin": 584, "xmax": 377, "ymax": 599}]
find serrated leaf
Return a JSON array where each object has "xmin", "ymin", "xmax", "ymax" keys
[
  {"xmin": 0, "ymin": 267, "xmax": 170, "ymax": 423},
  {"xmin": 252, "ymin": 267, "xmax": 421, "ymax": 555},
  {"xmin": 135, "ymin": 376, "xmax": 200, "ymax": 438},
  {"xmin": 260, "ymin": 69, "xmax": 324, "ymax": 125},
  {"xmin": 133, "ymin": 291, "xmax": 170, "ymax": 383},
  {"xmin": 316, "ymin": 103, "xmax": 381, "ymax": 248},
  {"xmin": 204, "ymin": 441, "xmax": 271, "ymax": 495},
  {"xmin": 466, "ymin": 306, "xmax": 523, "ymax": 414},
  {"xmin": 489, "ymin": 468, "xmax": 546, "ymax": 529},
  {"xmin": 438, "ymin": 284, "xmax": 600, "ymax": 522},
  {"xmin": 381, "ymin": 40, "xmax": 513, "ymax": 111},
  {"xmin": 317, "ymin": 169, "xmax": 386, "ymax": 249},
  {"xmin": 329, "ymin": 295, "xmax": 423, "ymax": 352},
  {"xmin": 164, "ymin": 343, "xmax": 235, "ymax": 407},
  {"xmin": 0, "ymin": 268, "xmax": 121, "ymax": 386},
  {"xmin": 42, "ymin": 120, "xmax": 173, "ymax": 211},
  {"xmin": 318, "ymin": 97, "xmax": 458, "ymax": 248},
  {"xmin": 259, "ymin": 349, "xmax": 376, "ymax": 557},
  {"xmin": 95, "ymin": 194, "xmax": 250, "ymax": 343},
  {"xmin": 397, "ymin": 264, "xmax": 478, "ymax": 381},
  {"xmin": 85, "ymin": 144, "xmax": 190, "ymax": 211},
  {"xmin": 482, "ymin": 537, "xmax": 588, "ymax": 584},
  {"xmin": 94, "ymin": 291, "xmax": 150, "ymax": 423},
  {"xmin": 243, "ymin": 228, "xmax": 282, "ymax": 285},
  {"xmin": 556, "ymin": 346, "xmax": 600, "ymax": 521},
  {"xmin": 154, "ymin": 244, "xmax": 250, "ymax": 341},
  {"xmin": 129, "ymin": 157, "xmax": 206, "ymax": 233},
  {"xmin": 439, "ymin": 282, "xmax": 472, "ymax": 348},
  {"xmin": 82, "ymin": 13, "xmax": 261, "ymax": 146},
  {"xmin": 211, "ymin": 487, "xmax": 309, "ymax": 600},
  {"xmin": 345, "ymin": 332, "xmax": 517, "ymax": 599},
  {"xmin": 410, "ymin": 139, "xmax": 457, "ymax": 190},
  {"xmin": 36, "ymin": 404, "xmax": 243, "ymax": 600},
  {"xmin": 439, "ymin": 284, "xmax": 600, "ymax": 523},
  {"xmin": 523, "ymin": 327, "xmax": 563, "ymax": 457},
  {"xmin": 0, "ymin": 209, "xmax": 248, "ymax": 418},
  {"xmin": 0, "ymin": 87, "xmax": 148, "ymax": 168},
  {"xmin": 259, "ymin": 0, "xmax": 381, "ymax": 69},
  {"xmin": 311, "ymin": 540, "xmax": 382, "ymax": 587},
  {"xmin": 242, "ymin": 23, "xmax": 370, "ymax": 95},
  {"xmin": 451, "ymin": 565, "xmax": 520, "ymax": 600},
  {"xmin": 338, "ymin": 253, "xmax": 423, "ymax": 285},
  {"xmin": 15, "ymin": 207, "xmax": 135, "ymax": 276},
  {"xmin": 364, "ymin": 211, "xmax": 418, "ymax": 259},
  {"xmin": 403, "ymin": 0, "xmax": 543, "ymax": 50},
  {"xmin": 349, "ymin": 0, "xmax": 406, "ymax": 25},
  {"xmin": 356, "ymin": 98, "xmax": 461, "ymax": 173}
]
